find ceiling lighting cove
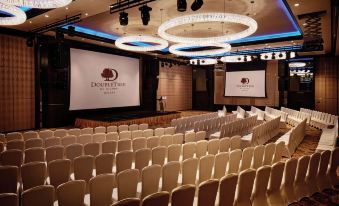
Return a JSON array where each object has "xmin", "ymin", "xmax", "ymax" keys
[
  {"xmin": 190, "ymin": 58, "xmax": 217, "ymax": 65},
  {"xmin": 0, "ymin": 0, "xmax": 72, "ymax": 8},
  {"xmin": 0, "ymin": 2, "xmax": 26, "ymax": 25},
  {"xmin": 158, "ymin": 13, "xmax": 258, "ymax": 44},
  {"xmin": 169, "ymin": 42, "xmax": 231, "ymax": 57},
  {"xmin": 115, "ymin": 35, "xmax": 169, "ymax": 52}
]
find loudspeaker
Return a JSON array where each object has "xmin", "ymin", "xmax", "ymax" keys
[
  {"xmin": 278, "ymin": 61, "xmax": 286, "ymax": 77},
  {"xmin": 278, "ymin": 78, "xmax": 287, "ymax": 91},
  {"xmin": 52, "ymin": 43, "xmax": 68, "ymax": 68}
]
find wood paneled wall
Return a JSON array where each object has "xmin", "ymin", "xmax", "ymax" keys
[
  {"xmin": 0, "ymin": 34, "xmax": 35, "ymax": 132},
  {"xmin": 214, "ymin": 61, "xmax": 279, "ymax": 107},
  {"xmin": 314, "ymin": 56, "xmax": 339, "ymax": 115},
  {"xmin": 157, "ymin": 64, "xmax": 192, "ymax": 111}
]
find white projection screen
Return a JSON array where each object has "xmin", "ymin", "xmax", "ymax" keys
[
  {"xmin": 70, "ymin": 48, "xmax": 140, "ymax": 110},
  {"xmin": 224, "ymin": 70, "xmax": 266, "ymax": 97}
]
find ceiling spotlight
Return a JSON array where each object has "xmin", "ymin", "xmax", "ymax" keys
[
  {"xmin": 294, "ymin": 3, "xmax": 300, "ymax": 7},
  {"xmin": 191, "ymin": 0, "xmax": 203, "ymax": 11},
  {"xmin": 139, "ymin": 5, "xmax": 152, "ymax": 26},
  {"xmin": 119, "ymin": 11, "xmax": 128, "ymax": 26},
  {"xmin": 177, "ymin": 0, "xmax": 187, "ymax": 12}
]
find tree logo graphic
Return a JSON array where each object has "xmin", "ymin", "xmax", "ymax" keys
[
  {"xmin": 101, "ymin": 68, "xmax": 118, "ymax": 81},
  {"xmin": 241, "ymin": 78, "xmax": 250, "ymax": 84}
]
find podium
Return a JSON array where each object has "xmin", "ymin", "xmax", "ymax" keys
[{"xmin": 157, "ymin": 96, "xmax": 167, "ymax": 113}]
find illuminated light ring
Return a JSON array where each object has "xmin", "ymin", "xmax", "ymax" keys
[
  {"xmin": 190, "ymin": 58, "xmax": 217, "ymax": 65},
  {"xmin": 169, "ymin": 42, "xmax": 231, "ymax": 57},
  {"xmin": 115, "ymin": 36, "xmax": 169, "ymax": 52},
  {"xmin": 158, "ymin": 13, "xmax": 258, "ymax": 44},
  {"xmin": 0, "ymin": 0, "xmax": 72, "ymax": 8},
  {"xmin": 220, "ymin": 55, "xmax": 252, "ymax": 63},
  {"xmin": 289, "ymin": 62, "xmax": 306, "ymax": 68},
  {"xmin": 0, "ymin": 3, "xmax": 26, "ymax": 25}
]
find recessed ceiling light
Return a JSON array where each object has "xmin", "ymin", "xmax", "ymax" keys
[
  {"xmin": 303, "ymin": 23, "xmax": 307, "ymax": 26},
  {"xmin": 65, "ymin": 7, "xmax": 68, "ymax": 10},
  {"xmin": 294, "ymin": 3, "xmax": 300, "ymax": 7},
  {"xmin": 29, "ymin": 21, "xmax": 32, "ymax": 24},
  {"xmin": 44, "ymin": 14, "xmax": 49, "ymax": 18},
  {"xmin": 85, "ymin": 13, "xmax": 88, "ymax": 16}
]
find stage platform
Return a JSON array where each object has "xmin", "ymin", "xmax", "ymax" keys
[{"xmin": 75, "ymin": 111, "xmax": 181, "ymax": 128}]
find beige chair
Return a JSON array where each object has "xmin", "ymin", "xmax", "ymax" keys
[
  {"xmin": 171, "ymin": 185, "xmax": 195, "ymax": 206},
  {"xmin": 61, "ymin": 135, "xmax": 76, "ymax": 147},
  {"xmin": 196, "ymin": 179, "xmax": 219, "ymax": 206},
  {"xmin": 88, "ymin": 174, "xmax": 115, "ymax": 206},
  {"xmin": 131, "ymin": 130, "xmax": 143, "ymax": 139},
  {"xmin": 164, "ymin": 127, "xmax": 175, "ymax": 135},
  {"xmin": 184, "ymin": 132, "xmax": 195, "ymax": 143},
  {"xmin": 22, "ymin": 131, "xmax": 39, "ymax": 141},
  {"xmin": 119, "ymin": 131, "xmax": 132, "ymax": 140},
  {"xmin": 94, "ymin": 126, "xmax": 106, "ymax": 134},
  {"xmin": 152, "ymin": 146, "xmax": 167, "ymax": 166},
  {"xmin": 22, "ymin": 185, "xmax": 55, "ymax": 206},
  {"xmin": 142, "ymin": 129, "xmax": 153, "ymax": 138},
  {"xmin": 65, "ymin": 143, "xmax": 83, "ymax": 162},
  {"xmin": 46, "ymin": 145, "xmax": 64, "ymax": 163},
  {"xmin": 161, "ymin": 161, "xmax": 180, "ymax": 193},
  {"xmin": 251, "ymin": 165, "xmax": 271, "ymax": 206},
  {"xmin": 251, "ymin": 145, "xmax": 265, "ymax": 169},
  {"xmin": 0, "ymin": 142, "xmax": 4, "ymax": 153},
  {"xmin": 44, "ymin": 137, "xmax": 61, "ymax": 148},
  {"xmin": 24, "ymin": 148, "xmax": 45, "ymax": 163},
  {"xmin": 84, "ymin": 142, "xmax": 100, "ymax": 157},
  {"xmin": 141, "ymin": 191, "xmax": 169, "ymax": 206},
  {"xmin": 56, "ymin": 180, "xmax": 86, "ymax": 206},
  {"xmin": 68, "ymin": 128, "xmax": 81, "ymax": 137},
  {"xmin": 134, "ymin": 148, "xmax": 151, "ymax": 173},
  {"xmin": 107, "ymin": 125, "xmax": 118, "ymax": 133},
  {"xmin": 182, "ymin": 142, "xmax": 196, "ymax": 160},
  {"xmin": 267, "ymin": 161, "xmax": 285, "ymax": 205},
  {"xmin": 234, "ymin": 169, "xmax": 256, "ymax": 206},
  {"xmin": 0, "ymin": 193, "xmax": 18, "ymax": 206},
  {"xmin": 111, "ymin": 198, "xmax": 140, "ymax": 206},
  {"xmin": 199, "ymin": 154, "xmax": 215, "ymax": 183},
  {"xmin": 294, "ymin": 155, "xmax": 310, "ymax": 200},
  {"xmin": 329, "ymin": 147, "xmax": 339, "ymax": 187},
  {"xmin": 21, "ymin": 162, "xmax": 46, "ymax": 191},
  {"xmin": 95, "ymin": 153, "xmax": 114, "ymax": 175},
  {"xmin": 93, "ymin": 133, "xmax": 106, "ymax": 143},
  {"xmin": 167, "ymin": 144, "xmax": 181, "ymax": 162},
  {"xmin": 0, "ymin": 150, "xmax": 23, "ymax": 168},
  {"xmin": 6, "ymin": 132, "xmax": 23, "ymax": 141},
  {"xmin": 0, "ymin": 134, "xmax": 6, "ymax": 144},
  {"xmin": 218, "ymin": 174, "xmax": 238, "ymax": 206},
  {"xmin": 154, "ymin": 128, "xmax": 165, "ymax": 137},
  {"xmin": 272, "ymin": 141, "xmax": 285, "ymax": 163},
  {"xmin": 306, "ymin": 152, "xmax": 321, "ymax": 196},
  {"xmin": 317, "ymin": 150, "xmax": 331, "ymax": 191},
  {"xmin": 208, "ymin": 139, "xmax": 220, "ymax": 155},
  {"xmin": 228, "ymin": 149, "xmax": 242, "ymax": 174},
  {"xmin": 39, "ymin": 130, "xmax": 54, "ymax": 139},
  {"xmin": 182, "ymin": 157, "xmax": 198, "ymax": 185},
  {"xmin": 118, "ymin": 125, "xmax": 129, "ymax": 132},
  {"xmin": 219, "ymin": 137, "xmax": 230, "ymax": 152},
  {"xmin": 48, "ymin": 159, "xmax": 71, "ymax": 189},
  {"xmin": 116, "ymin": 151, "xmax": 133, "ymax": 174},
  {"xmin": 102, "ymin": 140, "xmax": 117, "ymax": 154},
  {"xmin": 77, "ymin": 134, "xmax": 93, "ymax": 145},
  {"xmin": 230, "ymin": 135, "xmax": 241, "ymax": 151},
  {"xmin": 281, "ymin": 158, "xmax": 298, "ymax": 204},
  {"xmin": 53, "ymin": 129, "xmax": 68, "ymax": 138},
  {"xmin": 81, "ymin": 127, "xmax": 93, "ymax": 135},
  {"xmin": 132, "ymin": 137, "xmax": 147, "ymax": 151},
  {"xmin": 141, "ymin": 165, "xmax": 161, "ymax": 199},
  {"xmin": 263, "ymin": 143, "xmax": 276, "ymax": 165},
  {"xmin": 160, "ymin": 134, "xmax": 173, "ymax": 147},
  {"xmin": 239, "ymin": 147, "xmax": 254, "ymax": 172},
  {"xmin": 118, "ymin": 139, "xmax": 132, "ymax": 152},
  {"xmin": 146, "ymin": 136, "xmax": 160, "ymax": 149},
  {"xmin": 6, "ymin": 140, "xmax": 24, "ymax": 151},
  {"xmin": 196, "ymin": 140, "xmax": 208, "ymax": 158},
  {"xmin": 0, "ymin": 166, "xmax": 18, "ymax": 194},
  {"xmin": 74, "ymin": 155, "xmax": 94, "ymax": 183},
  {"xmin": 139, "ymin": 123, "xmax": 148, "ymax": 131},
  {"xmin": 195, "ymin": 131, "xmax": 206, "ymax": 141},
  {"xmin": 172, "ymin": 133, "xmax": 184, "ymax": 144},
  {"xmin": 106, "ymin": 132, "xmax": 119, "ymax": 141},
  {"xmin": 129, "ymin": 124, "xmax": 139, "ymax": 132},
  {"xmin": 116, "ymin": 169, "xmax": 139, "ymax": 200},
  {"xmin": 213, "ymin": 152, "xmax": 229, "ymax": 179}
]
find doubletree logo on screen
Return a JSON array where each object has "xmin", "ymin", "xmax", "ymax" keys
[
  {"xmin": 237, "ymin": 77, "xmax": 254, "ymax": 89},
  {"xmin": 91, "ymin": 68, "xmax": 127, "ymax": 94}
]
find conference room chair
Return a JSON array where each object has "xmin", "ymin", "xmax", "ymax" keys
[
  {"xmin": 74, "ymin": 155, "xmax": 94, "ymax": 184},
  {"xmin": 0, "ymin": 133, "xmax": 6, "ymax": 144},
  {"xmin": 81, "ymin": 127, "xmax": 93, "ymax": 135},
  {"xmin": 251, "ymin": 145, "xmax": 265, "ymax": 169},
  {"xmin": 24, "ymin": 148, "xmax": 45, "ymax": 163},
  {"xmin": 131, "ymin": 130, "xmax": 143, "ymax": 139},
  {"xmin": 184, "ymin": 132, "xmax": 195, "ymax": 143},
  {"xmin": 56, "ymin": 180, "xmax": 86, "ymax": 206},
  {"xmin": 0, "ymin": 142, "xmax": 4, "ymax": 153},
  {"xmin": 134, "ymin": 148, "xmax": 151, "ymax": 174},
  {"xmin": 77, "ymin": 134, "xmax": 93, "ymax": 145},
  {"xmin": 281, "ymin": 158, "xmax": 298, "ymax": 204},
  {"xmin": 167, "ymin": 144, "xmax": 181, "ymax": 162},
  {"xmin": 294, "ymin": 155, "xmax": 311, "ymax": 200},
  {"xmin": 92, "ymin": 133, "xmax": 106, "ymax": 143},
  {"xmin": 181, "ymin": 157, "xmax": 198, "ymax": 185},
  {"xmin": 116, "ymin": 151, "xmax": 133, "ymax": 174},
  {"xmin": 21, "ymin": 162, "xmax": 46, "ymax": 191},
  {"xmin": 306, "ymin": 152, "xmax": 321, "ymax": 196},
  {"xmin": 87, "ymin": 174, "xmax": 115, "ymax": 206},
  {"xmin": 139, "ymin": 123, "xmax": 149, "ymax": 131},
  {"xmin": 94, "ymin": 126, "xmax": 106, "ymax": 134},
  {"xmin": 164, "ymin": 127, "xmax": 175, "ymax": 135},
  {"xmin": 267, "ymin": 161, "xmax": 285, "ymax": 205},
  {"xmin": 228, "ymin": 149, "xmax": 242, "ymax": 174},
  {"xmin": 219, "ymin": 137, "xmax": 230, "ymax": 152},
  {"xmin": 116, "ymin": 169, "xmax": 139, "ymax": 200},
  {"xmin": 142, "ymin": 129, "xmax": 153, "ymax": 138},
  {"xmin": 119, "ymin": 131, "xmax": 132, "ymax": 140},
  {"xmin": 198, "ymin": 154, "xmax": 215, "ymax": 183},
  {"xmin": 316, "ymin": 150, "xmax": 331, "ymax": 191},
  {"xmin": 141, "ymin": 191, "xmax": 170, "ymax": 206},
  {"xmin": 329, "ymin": 147, "xmax": 339, "ymax": 187},
  {"xmin": 38, "ymin": 130, "xmax": 54, "ymax": 140},
  {"xmin": 218, "ymin": 174, "xmax": 238, "ymax": 206},
  {"xmin": 84, "ymin": 142, "xmax": 100, "ymax": 157},
  {"xmin": 208, "ymin": 139, "xmax": 220, "ymax": 155},
  {"xmin": 195, "ymin": 140, "xmax": 207, "ymax": 158},
  {"xmin": 107, "ymin": 125, "xmax": 118, "ymax": 133},
  {"xmin": 111, "ymin": 198, "xmax": 140, "ymax": 206},
  {"xmin": 118, "ymin": 139, "xmax": 132, "ymax": 152},
  {"xmin": 251, "ymin": 165, "xmax": 271, "ymax": 206},
  {"xmin": 45, "ymin": 145, "xmax": 64, "ymax": 163},
  {"xmin": 213, "ymin": 152, "xmax": 229, "ymax": 180},
  {"xmin": 234, "ymin": 169, "xmax": 256, "ymax": 206},
  {"xmin": 102, "ymin": 140, "xmax": 117, "ymax": 154},
  {"xmin": 0, "ymin": 150, "xmax": 23, "ymax": 169},
  {"xmin": 172, "ymin": 133, "xmax": 184, "ymax": 144},
  {"xmin": 6, "ymin": 132, "xmax": 23, "ymax": 142},
  {"xmin": 141, "ymin": 165, "xmax": 162, "ymax": 199},
  {"xmin": 160, "ymin": 135, "xmax": 173, "ymax": 147},
  {"xmin": 48, "ymin": 159, "xmax": 71, "ymax": 189},
  {"xmin": 230, "ymin": 135, "xmax": 241, "ymax": 151},
  {"xmin": 152, "ymin": 146, "xmax": 167, "ymax": 166},
  {"xmin": 239, "ymin": 147, "xmax": 254, "ymax": 172},
  {"xmin": 263, "ymin": 143, "xmax": 276, "ymax": 165},
  {"xmin": 146, "ymin": 136, "xmax": 160, "ymax": 149},
  {"xmin": 182, "ymin": 142, "xmax": 196, "ymax": 161},
  {"xmin": 0, "ymin": 166, "xmax": 18, "ymax": 194},
  {"xmin": 53, "ymin": 129, "xmax": 68, "ymax": 138},
  {"xmin": 106, "ymin": 132, "xmax": 119, "ymax": 141},
  {"xmin": 171, "ymin": 184, "xmax": 195, "ymax": 206},
  {"xmin": 195, "ymin": 131, "xmax": 206, "ymax": 141},
  {"xmin": 95, "ymin": 153, "xmax": 114, "ymax": 175},
  {"xmin": 118, "ymin": 125, "xmax": 129, "ymax": 133},
  {"xmin": 68, "ymin": 128, "xmax": 81, "ymax": 137},
  {"xmin": 24, "ymin": 138, "xmax": 43, "ymax": 149},
  {"xmin": 154, "ymin": 128, "xmax": 165, "ymax": 137},
  {"xmin": 161, "ymin": 161, "xmax": 180, "ymax": 193},
  {"xmin": 272, "ymin": 141, "xmax": 285, "ymax": 164},
  {"xmin": 61, "ymin": 135, "xmax": 77, "ymax": 147},
  {"xmin": 129, "ymin": 124, "xmax": 139, "ymax": 132},
  {"xmin": 195, "ymin": 179, "xmax": 219, "ymax": 206},
  {"xmin": 22, "ymin": 131, "xmax": 39, "ymax": 141},
  {"xmin": 132, "ymin": 137, "xmax": 147, "ymax": 151},
  {"xmin": 6, "ymin": 140, "xmax": 24, "ymax": 151},
  {"xmin": 65, "ymin": 143, "xmax": 83, "ymax": 162},
  {"xmin": 44, "ymin": 137, "xmax": 61, "ymax": 148},
  {"xmin": 22, "ymin": 185, "xmax": 55, "ymax": 206},
  {"xmin": 0, "ymin": 193, "xmax": 18, "ymax": 206}
]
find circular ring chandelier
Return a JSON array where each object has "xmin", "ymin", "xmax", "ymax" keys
[
  {"xmin": 0, "ymin": 2, "xmax": 26, "ymax": 25},
  {"xmin": 169, "ymin": 42, "xmax": 231, "ymax": 57},
  {"xmin": 115, "ymin": 36, "xmax": 169, "ymax": 52},
  {"xmin": 190, "ymin": 58, "xmax": 218, "ymax": 65},
  {"xmin": 158, "ymin": 13, "xmax": 258, "ymax": 44},
  {"xmin": 0, "ymin": 0, "xmax": 72, "ymax": 8}
]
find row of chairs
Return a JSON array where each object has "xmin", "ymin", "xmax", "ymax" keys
[
  {"xmin": 246, "ymin": 106, "xmax": 265, "ymax": 121},
  {"xmin": 232, "ymin": 106, "xmax": 246, "ymax": 119},
  {"xmin": 171, "ymin": 112, "xmax": 219, "ymax": 133},
  {"xmin": 264, "ymin": 106, "xmax": 288, "ymax": 122},
  {"xmin": 301, "ymin": 107, "xmax": 338, "ymax": 129},
  {"xmin": 281, "ymin": 107, "xmax": 311, "ymax": 126}
]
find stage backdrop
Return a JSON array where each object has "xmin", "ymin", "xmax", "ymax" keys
[{"xmin": 69, "ymin": 48, "xmax": 140, "ymax": 110}]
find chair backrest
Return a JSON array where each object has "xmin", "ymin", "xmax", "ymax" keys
[
  {"xmin": 92, "ymin": 133, "xmax": 106, "ymax": 143},
  {"xmin": 142, "ymin": 129, "xmax": 153, "ymax": 138},
  {"xmin": 329, "ymin": 148, "xmax": 339, "ymax": 185},
  {"xmin": 164, "ymin": 127, "xmax": 175, "ymax": 135},
  {"xmin": 7, "ymin": 140, "xmax": 24, "ymax": 151},
  {"xmin": 160, "ymin": 135, "xmax": 173, "ymax": 147},
  {"xmin": 106, "ymin": 132, "xmax": 119, "ymax": 141},
  {"xmin": 73, "ymin": 155, "xmax": 94, "ymax": 182},
  {"xmin": 117, "ymin": 169, "xmax": 139, "ymax": 200},
  {"xmin": 235, "ymin": 169, "xmax": 256, "ymax": 206},
  {"xmin": 171, "ymin": 184, "xmax": 195, "ymax": 206},
  {"xmin": 295, "ymin": 155, "xmax": 310, "ymax": 184},
  {"xmin": 25, "ymin": 138, "xmax": 43, "ymax": 149},
  {"xmin": 208, "ymin": 139, "xmax": 220, "ymax": 155},
  {"xmin": 0, "ymin": 166, "xmax": 18, "ymax": 193},
  {"xmin": 141, "ymin": 191, "xmax": 170, "ymax": 206},
  {"xmin": 139, "ymin": 123, "xmax": 148, "ymax": 131},
  {"xmin": 68, "ymin": 128, "xmax": 81, "ymax": 137},
  {"xmin": 38, "ymin": 130, "xmax": 54, "ymax": 139},
  {"xmin": 184, "ymin": 132, "xmax": 195, "ymax": 143},
  {"xmin": 21, "ymin": 162, "xmax": 46, "ymax": 191},
  {"xmin": 56, "ymin": 180, "xmax": 86, "ymax": 206},
  {"xmin": 102, "ymin": 140, "xmax": 117, "ymax": 154},
  {"xmin": 81, "ymin": 127, "xmax": 93, "ymax": 135},
  {"xmin": 172, "ymin": 133, "xmax": 184, "ymax": 144},
  {"xmin": 282, "ymin": 158, "xmax": 298, "ymax": 187},
  {"xmin": 307, "ymin": 152, "xmax": 321, "ymax": 180},
  {"xmin": 6, "ymin": 132, "xmax": 23, "ymax": 141},
  {"xmin": 214, "ymin": 152, "xmax": 229, "ymax": 179},
  {"xmin": 182, "ymin": 157, "xmax": 198, "ymax": 185},
  {"xmin": 252, "ymin": 165, "xmax": 271, "ymax": 202},
  {"xmin": 89, "ymin": 174, "xmax": 115, "ymax": 206},
  {"xmin": 219, "ymin": 137, "xmax": 230, "ymax": 152},
  {"xmin": 252, "ymin": 145, "xmax": 265, "ymax": 169},
  {"xmin": 154, "ymin": 128, "xmax": 165, "ymax": 137},
  {"xmin": 162, "ymin": 161, "xmax": 180, "ymax": 193},
  {"xmin": 240, "ymin": 147, "xmax": 254, "ymax": 171},
  {"xmin": 0, "ymin": 134, "xmax": 5, "ymax": 144},
  {"xmin": 54, "ymin": 129, "xmax": 68, "ymax": 138},
  {"xmin": 196, "ymin": 140, "xmax": 208, "ymax": 158},
  {"xmin": 61, "ymin": 135, "xmax": 76, "ymax": 147},
  {"xmin": 219, "ymin": 174, "xmax": 238, "ymax": 206},
  {"xmin": 94, "ymin": 126, "xmax": 106, "ymax": 134},
  {"xmin": 23, "ymin": 131, "xmax": 39, "ymax": 141},
  {"xmin": 22, "ymin": 185, "xmax": 55, "ymax": 206},
  {"xmin": 84, "ymin": 142, "xmax": 100, "ymax": 157},
  {"xmin": 0, "ymin": 142, "xmax": 3, "ymax": 153},
  {"xmin": 135, "ymin": 148, "xmax": 151, "ymax": 173},
  {"xmin": 272, "ymin": 141, "xmax": 285, "ymax": 163},
  {"xmin": 118, "ymin": 125, "xmax": 129, "ymax": 132},
  {"xmin": 116, "ymin": 150, "xmax": 134, "ymax": 174},
  {"xmin": 0, "ymin": 150, "xmax": 22, "ymax": 168},
  {"xmin": 65, "ymin": 143, "xmax": 83, "ymax": 161},
  {"xmin": 195, "ymin": 131, "xmax": 206, "ymax": 141},
  {"xmin": 132, "ymin": 137, "xmax": 147, "ymax": 151},
  {"xmin": 45, "ymin": 145, "xmax": 64, "ymax": 163},
  {"xmin": 199, "ymin": 154, "xmax": 215, "ymax": 183},
  {"xmin": 268, "ymin": 161, "xmax": 285, "ymax": 192},
  {"xmin": 112, "ymin": 198, "xmax": 140, "ymax": 206},
  {"xmin": 167, "ymin": 144, "xmax": 181, "ymax": 162},
  {"xmin": 230, "ymin": 135, "xmax": 241, "ymax": 151},
  {"xmin": 129, "ymin": 124, "xmax": 139, "ymax": 131},
  {"xmin": 107, "ymin": 125, "xmax": 118, "ymax": 133},
  {"xmin": 263, "ymin": 143, "xmax": 276, "ymax": 165},
  {"xmin": 48, "ymin": 159, "xmax": 71, "ymax": 189},
  {"xmin": 77, "ymin": 134, "xmax": 92, "ymax": 145},
  {"xmin": 152, "ymin": 146, "xmax": 167, "ymax": 166},
  {"xmin": 117, "ymin": 139, "xmax": 132, "ymax": 152},
  {"xmin": 95, "ymin": 153, "xmax": 114, "ymax": 175},
  {"xmin": 147, "ymin": 136, "xmax": 160, "ymax": 149},
  {"xmin": 44, "ymin": 137, "xmax": 61, "ymax": 148},
  {"xmin": 182, "ymin": 142, "xmax": 196, "ymax": 160},
  {"xmin": 0, "ymin": 193, "xmax": 18, "ymax": 206},
  {"xmin": 24, "ymin": 148, "xmax": 45, "ymax": 163},
  {"xmin": 141, "ymin": 165, "xmax": 162, "ymax": 199},
  {"xmin": 119, "ymin": 131, "xmax": 132, "ymax": 140},
  {"xmin": 197, "ymin": 179, "xmax": 219, "ymax": 206},
  {"xmin": 228, "ymin": 149, "xmax": 242, "ymax": 174},
  {"xmin": 131, "ymin": 130, "xmax": 143, "ymax": 139}
]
